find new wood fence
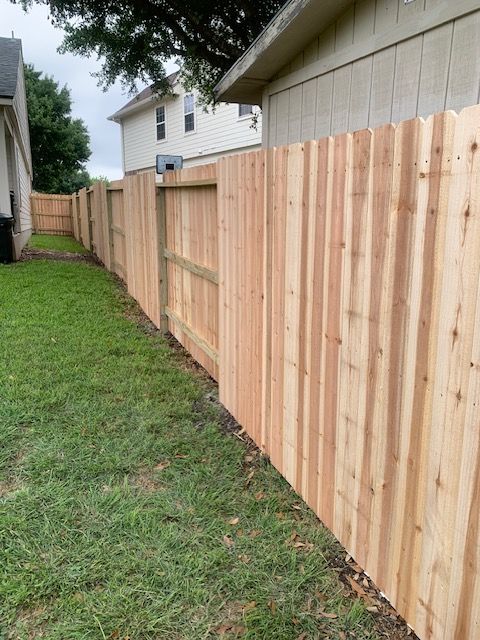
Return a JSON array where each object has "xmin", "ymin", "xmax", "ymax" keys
[
  {"xmin": 71, "ymin": 104, "xmax": 480, "ymax": 640},
  {"xmin": 30, "ymin": 193, "xmax": 73, "ymax": 235}
]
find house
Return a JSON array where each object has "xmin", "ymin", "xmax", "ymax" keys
[
  {"xmin": 109, "ymin": 72, "xmax": 262, "ymax": 175},
  {"xmin": 0, "ymin": 36, "xmax": 32, "ymax": 258},
  {"xmin": 215, "ymin": 0, "xmax": 480, "ymax": 146}
]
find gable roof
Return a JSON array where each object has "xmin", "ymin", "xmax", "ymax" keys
[
  {"xmin": 108, "ymin": 71, "xmax": 180, "ymax": 122},
  {"xmin": 0, "ymin": 37, "xmax": 22, "ymax": 99},
  {"xmin": 215, "ymin": 0, "xmax": 353, "ymax": 104}
]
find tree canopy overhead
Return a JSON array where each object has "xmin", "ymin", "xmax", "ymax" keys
[
  {"xmin": 13, "ymin": 0, "xmax": 285, "ymax": 101},
  {"xmin": 25, "ymin": 64, "xmax": 92, "ymax": 194}
]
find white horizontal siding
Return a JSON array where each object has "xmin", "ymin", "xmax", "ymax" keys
[
  {"xmin": 122, "ymin": 85, "xmax": 262, "ymax": 173},
  {"xmin": 265, "ymin": 0, "xmax": 480, "ymax": 146}
]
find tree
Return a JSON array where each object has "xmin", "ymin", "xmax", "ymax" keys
[
  {"xmin": 24, "ymin": 64, "xmax": 92, "ymax": 194},
  {"xmin": 14, "ymin": 1, "xmax": 285, "ymax": 102}
]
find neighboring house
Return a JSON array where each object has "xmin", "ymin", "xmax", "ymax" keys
[
  {"xmin": 0, "ymin": 36, "xmax": 32, "ymax": 258},
  {"xmin": 215, "ymin": 0, "xmax": 480, "ymax": 147},
  {"xmin": 108, "ymin": 72, "xmax": 262, "ymax": 175}
]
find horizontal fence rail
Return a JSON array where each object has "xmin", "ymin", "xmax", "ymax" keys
[{"xmin": 71, "ymin": 104, "xmax": 480, "ymax": 640}]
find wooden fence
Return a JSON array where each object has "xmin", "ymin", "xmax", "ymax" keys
[
  {"xmin": 30, "ymin": 193, "xmax": 73, "ymax": 235},
  {"xmin": 71, "ymin": 104, "xmax": 480, "ymax": 640},
  {"xmin": 163, "ymin": 164, "xmax": 219, "ymax": 378}
]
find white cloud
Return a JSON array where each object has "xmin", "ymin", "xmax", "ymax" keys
[{"xmin": 0, "ymin": 1, "xmax": 176, "ymax": 180}]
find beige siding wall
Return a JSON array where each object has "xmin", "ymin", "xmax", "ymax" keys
[
  {"xmin": 17, "ymin": 142, "xmax": 31, "ymax": 231},
  {"xmin": 265, "ymin": 0, "xmax": 480, "ymax": 146},
  {"xmin": 122, "ymin": 83, "xmax": 262, "ymax": 173},
  {"xmin": 12, "ymin": 53, "xmax": 32, "ymax": 172}
]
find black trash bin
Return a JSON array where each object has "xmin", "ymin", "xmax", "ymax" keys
[{"xmin": 0, "ymin": 212, "xmax": 15, "ymax": 264}]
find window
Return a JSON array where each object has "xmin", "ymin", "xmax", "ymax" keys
[
  {"xmin": 184, "ymin": 94, "xmax": 195, "ymax": 133},
  {"xmin": 156, "ymin": 105, "xmax": 166, "ymax": 141},
  {"xmin": 239, "ymin": 104, "xmax": 254, "ymax": 118}
]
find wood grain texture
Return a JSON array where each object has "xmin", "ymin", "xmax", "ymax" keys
[
  {"xmin": 164, "ymin": 163, "xmax": 219, "ymax": 379},
  {"xmin": 123, "ymin": 172, "xmax": 162, "ymax": 327},
  {"xmin": 70, "ymin": 103, "xmax": 480, "ymax": 640},
  {"xmin": 30, "ymin": 193, "xmax": 73, "ymax": 236},
  {"xmin": 78, "ymin": 188, "xmax": 91, "ymax": 250},
  {"xmin": 217, "ymin": 104, "xmax": 480, "ymax": 640}
]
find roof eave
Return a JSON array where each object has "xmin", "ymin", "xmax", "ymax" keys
[
  {"xmin": 215, "ymin": 0, "xmax": 354, "ymax": 104},
  {"xmin": 108, "ymin": 94, "xmax": 161, "ymax": 123}
]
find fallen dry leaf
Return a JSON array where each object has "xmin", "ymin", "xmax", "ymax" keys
[
  {"xmin": 242, "ymin": 601, "xmax": 256, "ymax": 613},
  {"xmin": 215, "ymin": 623, "xmax": 246, "ymax": 635},
  {"xmin": 292, "ymin": 504, "xmax": 302, "ymax": 511},
  {"xmin": 268, "ymin": 599, "xmax": 276, "ymax": 615},
  {"xmin": 296, "ymin": 633, "xmax": 307, "ymax": 640},
  {"xmin": 238, "ymin": 554, "xmax": 251, "ymax": 564},
  {"xmin": 255, "ymin": 491, "xmax": 265, "ymax": 501},
  {"xmin": 175, "ymin": 453, "xmax": 189, "ymax": 459},
  {"xmin": 215, "ymin": 624, "xmax": 233, "ymax": 635},
  {"xmin": 319, "ymin": 612, "xmax": 338, "ymax": 620},
  {"xmin": 228, "ymin": 517, "xmax": 240, "ymax": 526},
  {"xmin": 223, "ymin": 535, "xmax": 235, "ymax": 548},
  {"xmin": 231, "ymin": 626, "xmax": 246, "ymax": 635},
  {"xmin": 249, "ymin": 529, "xmax": 262, "ymax": 538},
  {"xmin": 346, "ymin": 576, "xmax": 374, "ymax": 605},
  {"xmin": 154, "ymin": 461, "xmax": 170, "ymax": 471}
]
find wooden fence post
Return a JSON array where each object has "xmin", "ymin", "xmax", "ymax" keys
[
  {"xmin": 156, "ymin": 186, "xmax": 169, "ymax": 333},
  {"xmin": 106, "ymin": 188, "xmax": 114, "ymax": 272},
  {"xmin": 87, "ymin": 189, "xmax": 94, "ymax": 253}
]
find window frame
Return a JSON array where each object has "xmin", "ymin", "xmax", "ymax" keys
[
  {"xmin": 155, "ymin": 104, "xmax": 167, "ymax": 143},
  {"xmin": 183, "ymin": 93, "xmax": 196, "ymax": 135},
  {"xmin": 238, "ymin": 104, "xmax": 255, "ymax": 120}
]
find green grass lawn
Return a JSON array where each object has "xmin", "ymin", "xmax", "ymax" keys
[
  {"xmin": 28, "ymin": 234, "xmax": 89, "ymax": 254},
  {"xmin": 0, "ymin": 256, "xmax": 378, "ymax": 640}
]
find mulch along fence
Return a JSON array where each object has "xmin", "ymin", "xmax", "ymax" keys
[{"xmin": 33, "ymin": 105, "xmax": 480, "ymax": 640}]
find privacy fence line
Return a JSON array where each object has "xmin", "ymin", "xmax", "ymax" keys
[
  {"xmin": 30, "ymin": 192, "xmax": 73, "ymax": 235},
  {"xmin": 71, "ymin": 105, "xmax": 480, "ymax": 640}
]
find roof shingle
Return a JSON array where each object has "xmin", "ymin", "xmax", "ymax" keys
[
  {"xmin": 110, "ymin": 70, "xmax": 179, "ymax": 120},
  {"xmin": 0, "ymin": 37, "xmax": 22, "ymax": 99}
]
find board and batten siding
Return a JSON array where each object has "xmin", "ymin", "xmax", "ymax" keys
[
  {"xmin": 121, "ymin": 84, "xmax": 262, "ymax": 173},
  {"xmin": 265, "ymin": 0, "xmax": 480, "ymax": 146}
]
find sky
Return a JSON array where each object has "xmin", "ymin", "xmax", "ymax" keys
[{"xmin": 0, "ymin": 1, "xmax": 177, "ymax": 180}]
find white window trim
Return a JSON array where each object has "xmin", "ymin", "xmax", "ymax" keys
[
  {"xmin": 183, "ymin": 93, "xmax": 196, "ymax": 136},
  {"xmin": 154, "ymin": 104, "xmax": 167, "ymax": 144}
]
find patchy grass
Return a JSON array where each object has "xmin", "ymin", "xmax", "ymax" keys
[
  {"xmin": 0, "ymin": 257, "xmax": 379, "ymax": 640},
  {"xmin": 28, "ymin": 234, "xmax": 89, "ymax": 254}
]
